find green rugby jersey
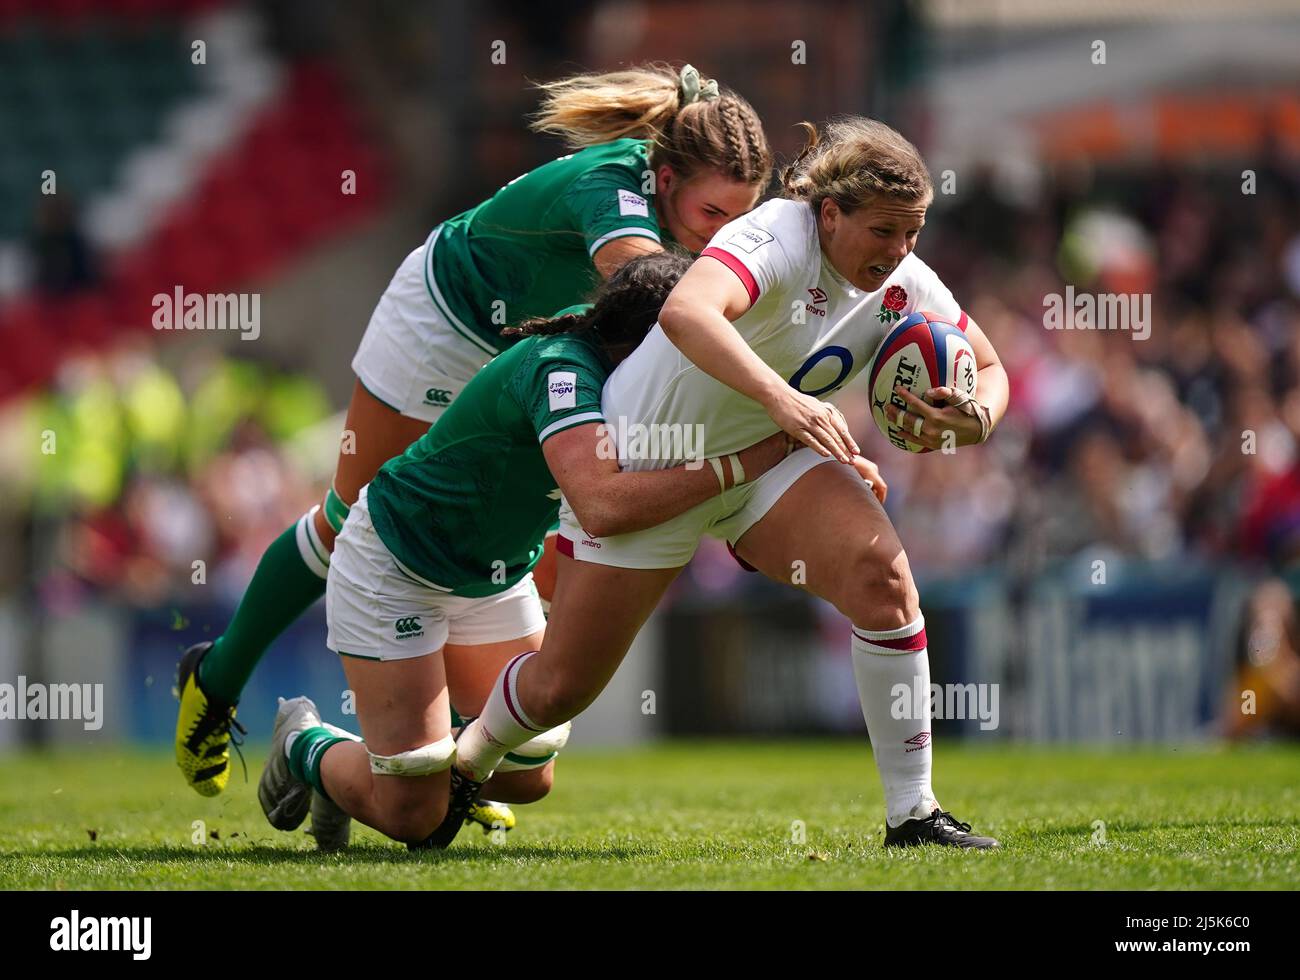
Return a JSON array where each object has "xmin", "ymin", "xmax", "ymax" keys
[
  {"xmin": 366, "ymin": 309, "xmax": 608, "ymax": 597},
  {"xmin": 426, "ymin": 138, "xmax": 664, "ymax": 356}
]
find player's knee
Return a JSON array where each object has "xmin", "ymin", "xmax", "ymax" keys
[
  {"xmin": 528, "ymin": 680, "xmax": 588, "ymax": 729},
  {"xmin": 367, "ymin": 735, "xmax": 456, "ymax": 841},
  {"xmin": 500, "ymin": 762, "xmax": 555, "ymax": 803},
  {"xmin": 491, "ymin": 722, "xmax": 565, "ymax": 800},
  {"xmin": 841, "ymin": 547, "xmax": 919, "ymax": 629},
  {"xmin": 376, "ymin": 784, "xmax": 449, "ymax": 843},
  {"xmin": 527, "ymin": 762, "xmax": 555, "ymax": 800}
]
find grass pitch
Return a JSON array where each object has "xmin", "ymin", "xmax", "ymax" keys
[{"xmin": 1, "ymin": 741, "xmax": 1297, "ymax": 890}]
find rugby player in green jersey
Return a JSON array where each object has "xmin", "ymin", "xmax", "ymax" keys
[
  {"xmin": 256, "ymin": 252, "xmax": 792, "ymax": 849},
  {"xmin": 175, "ymin": 64, "xmax": 772, "ymax": 811}
]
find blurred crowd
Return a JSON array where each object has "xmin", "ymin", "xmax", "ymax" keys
[{"xmin": 0, "ymin": 341, "xmax": 334, "ymax": 611}]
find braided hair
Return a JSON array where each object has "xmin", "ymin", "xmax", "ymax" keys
[
  {"xmin": 530, "ymin": 63, "xmax": 772, "ymax": 188},
  {"xmin": 501, "ymin": 249, "xmax": 693, "ymax": 364}
]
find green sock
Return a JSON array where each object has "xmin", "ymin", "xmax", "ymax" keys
[
  {"xmin": 198, "ymin": 515, "xmax": 330, "ymax": 703},
  {"xmin": 287, "ymin": 726, "xmax": 347, "ymax": 796}
]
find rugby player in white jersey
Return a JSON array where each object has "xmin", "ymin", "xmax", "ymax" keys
[{"xmin": 448, "ymin": 118, "xmax": 1010, "ymax": 849}]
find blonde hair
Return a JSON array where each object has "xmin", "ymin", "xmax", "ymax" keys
[
  {"xmin": 530, "ymin": 63, "xmax": 771, "ymax": 186},
  {"xmin": 781, "ymin": 117, "xmax": 932, "ymax": 213}
]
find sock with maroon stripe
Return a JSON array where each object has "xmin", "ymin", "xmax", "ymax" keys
[
  {"xmin": 850, "ymin": 615, "xmax": 939, "ymax": 827},
  {"xmin": 452, "ymin": 651, "xmax": 546, "ymax": 782}
]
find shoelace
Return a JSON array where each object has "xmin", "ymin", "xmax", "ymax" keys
[
  {"xmin": 188, "ymin": 703, "xmax": 248, "ymax": 783},
  {"xmin": 932, "ymin": 810, "xmax": 973, "ymax": 834},
  {"xmin": 228, "ymin": 716, "xmax": 248, "ymax": 783}
]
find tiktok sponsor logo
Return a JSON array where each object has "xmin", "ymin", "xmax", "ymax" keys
[
  {"xmin": 50, "ymin": 910, "xmax": 151, "ymax": 960},
  {"xmin": 725, "ymin": 228, "xmax": 773, "ymax": 253},
  {"xmin": 547, "ymin": 371, "xmax": 576, "ymax": 410}
]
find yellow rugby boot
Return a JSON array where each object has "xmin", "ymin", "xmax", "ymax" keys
[
  {"xmin": 466, "ymin": 799, "xmax": 516, "ymax": 835},
  {"xmin": 174, "ymin": 642, "xmax": 244, "ymax": 796}
]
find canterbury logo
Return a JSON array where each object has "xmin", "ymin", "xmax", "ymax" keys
[
  {"xmin": 394, "ymin": 617, "xmax": 423, "ymax": 635},
  {"xmin": 424, "ymin": 388, "xmax": 453, "ymax": 405}
]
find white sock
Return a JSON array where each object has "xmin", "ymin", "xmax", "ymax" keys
[
  {"xmin": 454, "ymin": 651, "xmax": 546, "ymax": 781},
  {"xmin": 850, "ymin": 616, "xmax": 939, "ymax": 827}
]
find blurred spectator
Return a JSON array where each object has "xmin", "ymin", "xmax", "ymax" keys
[
  {"xmin": 29, "ymin": 194, "xmax": 97, "ymax": 296},
  {"xmin": 13, "ymin": 345, "xmax": 332, "ymax": 611}
]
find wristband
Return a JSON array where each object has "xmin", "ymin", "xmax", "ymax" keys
[
  {"xmin": 708, "ymin": 456, "xmax": 727, "ymax": 491},
  {"xmin": 727, "ymin": 453, "xmax": 745, "ymax": 486}
]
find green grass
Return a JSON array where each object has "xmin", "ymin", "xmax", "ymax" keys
[{"xmin": 1, "ymin": 741, "xmax": 1297, "ymax": 889}]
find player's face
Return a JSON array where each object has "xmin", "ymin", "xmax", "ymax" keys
[
  {"xmin": 818, "ymin": 195, "xmax": 929, "ymax": 292},
  {"xmin": 656, "ymin": 166, "xmax": 761, "ymax": 253}
]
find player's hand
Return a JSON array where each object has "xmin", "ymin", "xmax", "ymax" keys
[
  {"xmin": 736, "ymin": 430, "xmax": 795, "ymax": 483},
  {"xmin": 886, "ymin": 385, "xmax": 985, "ymax": 451},
  {"xmin": 765, "ymin": 387, "xmax": 858, "ymax": 463},
  {"xmin": 851, "ymin": 455, "xmax": 888, "ymax": 504}
]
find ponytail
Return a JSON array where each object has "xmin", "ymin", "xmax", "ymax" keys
[{"xmin": 530, "ymin": 63, "xmax": 772, "ymax": 186}]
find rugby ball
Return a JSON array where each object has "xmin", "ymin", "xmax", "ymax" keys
[{"xmin": 868, "ymin": 311, "xmax": 976, "ymax": 453}]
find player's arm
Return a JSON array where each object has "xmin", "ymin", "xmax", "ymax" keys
[
  {"xmin": 592, "ymin": 236, "xmax": 663, "ymax": 279},
  {"xmin": 569, "ymin": 169, "xmax": 664, "ymax": 279},
  {"xmin": 658, "ymin": 254, "xmax": 858, "ymax": 463},
  {"xmin": 963, "ymin": 318, "xmax": 1009, "ymax": 430},
  {"xmin": 542, "ymin": 424, "xmax": 789, "ymax": 539},
  {"xmin": 888, "ymin": 315, "xmax": 1010, "ymax": 449}
]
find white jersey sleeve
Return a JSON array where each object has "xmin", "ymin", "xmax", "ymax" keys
[
  {"xmin": 699, "ymin": 199, "xmax": 815, "ymax": 306},
  {"xmin": 895, "ymin": 252, "xmax": 968, "ymax": 331}
]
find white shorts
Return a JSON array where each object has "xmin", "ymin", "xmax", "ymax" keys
[
  {"xmin": 327, "ymin": 488, "xmax": 547, "ymax": 661},
  {"xmin": 557, "ymin": 447, "xmax": 834, "ymax": 569},
  {"xmin": 351, "ymin": 227, "xmax": 498, "ymax": 423}
]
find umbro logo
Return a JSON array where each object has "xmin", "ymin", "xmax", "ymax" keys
[
  {"xmin": 394, "ymin": 616, "xmax": 424, "ymax": 639},
  {"xmin": 904, "ymin": 731, "xmax": 931, "ymax": 752},
  {"xmin": 804, "ymin": 286, "xmax": 827, "ymax": 317}
]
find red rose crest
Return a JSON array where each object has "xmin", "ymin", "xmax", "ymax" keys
[{"xmin": 877, "ymin": 284, "xmax": 908, "ymax": 323}]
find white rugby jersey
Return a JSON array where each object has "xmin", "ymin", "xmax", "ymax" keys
[{"xmin": 601, "ymin": 198, "xmax": 967, "ymax": 469}]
